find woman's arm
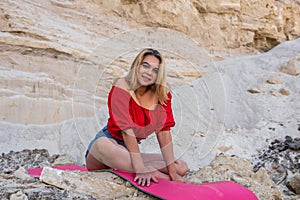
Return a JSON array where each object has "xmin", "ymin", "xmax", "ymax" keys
[
  {"xmin": 122, "ymin": 129, "xmax": 158, "ymax": 186},
  {"xmin": 122, "ymin": 129, "xmax": 145, "ymax": 172},
  {"xmin": 156, "ymin": 130, "xmax": 176, "ymax": 178},
  {"xmin": 156, "ymin": 130, "xmax": 185, "ymax": 182}
]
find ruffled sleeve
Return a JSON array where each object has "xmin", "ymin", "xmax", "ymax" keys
[
  {"xmin": 155, "ymin": 92, "xmax": 176, "ymax": 133},
  {"xmin": 108, "ymin": 86, "xmax": 135, "ymax": 131}
]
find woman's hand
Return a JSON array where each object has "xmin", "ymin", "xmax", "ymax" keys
[
  {"xmin": 170, "ymin": 173, "xmax": 187, "ymax": 183},
  {"xmin": 134, "ymin": 169, "xmax": 158, "ymax": 187}
]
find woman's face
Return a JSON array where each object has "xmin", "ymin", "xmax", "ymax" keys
[{"xmin": 137, "ymin": 55, "xmax": 160, "ymax": 86}]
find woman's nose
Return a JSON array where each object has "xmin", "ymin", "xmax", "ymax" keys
[{"xmin": 145, "ymin": 68, "xmax": 153, "ymax": 75}]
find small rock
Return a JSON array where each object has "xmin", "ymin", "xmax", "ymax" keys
[
  {"xmin": 286, "ymin": 173, "xmax": 300, "ymax": 194},
  {"xmin": 247, "ymin": 88, "xmax": 260, "ymax": 93},
  {"xmin": 285, "ymin": 136, "xmax": 293, "ymax": 142},
  {"xmin": 217, "ymin": 145, "xmax": 232, "ymax": 152},
  {"xmin": 270, "ymin": 90, "xmax": 280, "ymax": 96},
  {"xmin": 53, "ymin": 154, "xmax": 74, "ymax": 166},
  {"xmin": 268, "ymin": 127, "xmax": 276, "ymax": 131},
  {"xmin": 12, "ymin": 167, "xmax": 35, "ymax": 181},
  {"xmin": 279, "ymin": 59, "xmax": 300, "ymax": 76},
  {"xmin": 10, "ymin": 191, "xmax": 28, "ymax": 200},
  {"xmin": 279, "ymin": 88, "xmax": 290, "ymax": 95},
  {"xmin": 270, "ymin": 164, "xmax": 287, "ymax": 185},
  {"xmin": 4, "ymin": 14, "xmax": 10, "ymax": 19},
  {"xmin": 286, "ymin": 139, "xmax": 300, "ymax": 150},
  {"xmin": 125, "ymin": 181, "xmax": 132, "ymax": 188},
  {"xmin": 266, "ymin": 77, "xmax": 283, "ymax": 84}
]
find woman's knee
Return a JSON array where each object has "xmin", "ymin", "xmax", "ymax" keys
[
  {"xmin": 87, "ymin": 138, "xmax": 109, "ymax": 164},
  {"xmin": 86, "ymin": 138, "xmax": 120, "ymax": 170},
  {"xmin": 176, "ymin": 160, "xmax": 188, "ymax": 176},
  {"xmin": 91, "ymin": 137, "xmax": 114, "ymax": 156},
  {"xmin": 85, "ymin": 152, "xmax": 108, "ymax": 171}
]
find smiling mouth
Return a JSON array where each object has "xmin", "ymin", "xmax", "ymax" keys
[{"xmin": 142, "ymin": 75, "xmax": 152, "ymax": 82}]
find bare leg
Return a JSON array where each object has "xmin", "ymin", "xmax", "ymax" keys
[
  {"xmin": 86, "ymin": 153, "xmax": 109, "ymax": 171},
  {"xmin": 86, "ymin": 137, "xmax": 188, "ymax": 179},
  {"xmin": 142, "ymin": 154, "xmax": 188, "ymax": 177},
  {"xmin": 86, "ymin": 137, "xmax": 133, "ymax": 171}
]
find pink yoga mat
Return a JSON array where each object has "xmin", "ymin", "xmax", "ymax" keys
[{"xmin": 27, "ymin": 165, "xmax": 258, "ymax": 200}]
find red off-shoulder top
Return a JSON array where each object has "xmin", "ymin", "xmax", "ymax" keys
[{"xmin": 107, "ymin": 86, "xmax": 175, "ymax": 141}]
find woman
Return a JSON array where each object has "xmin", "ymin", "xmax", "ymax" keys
[{"xmin": 85, "ymin": 48, "xmax": 188, "ymax": 186}]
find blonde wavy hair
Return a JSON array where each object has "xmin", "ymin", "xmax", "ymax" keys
[{"xmin": 125, "ymin": 48, "xmax": 169, "ymax": 104}]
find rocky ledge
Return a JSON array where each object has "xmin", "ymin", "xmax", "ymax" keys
[{"xmin": 1, "ymin": 136, "xmax": 299, "ymax": 200}]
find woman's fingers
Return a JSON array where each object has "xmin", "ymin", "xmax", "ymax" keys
[
  {"xmin": 142, "ymin": 177, "xmax": 146, "ymax": 186},
  {"xmin": 146, "ymin": 175, "xmax": 154, "ymax": 186},
  {"xmin": 151, "ymin": 175, "xmax": 158, "ymax": 183},
  {"xmin": 134, "ymin": 173, "xmax": 158, "ymax": 186},
  {"xmin": 135, "ymin": 175, "xmax": 146, "ymax": 186}
]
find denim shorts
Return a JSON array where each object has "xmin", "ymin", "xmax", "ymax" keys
[{"xmin": 85, "ymin": 126, "xmax": 126, "ymax": 158}]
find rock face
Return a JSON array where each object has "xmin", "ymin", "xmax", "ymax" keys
[
  {"xmin": 0, "ymin": 0, "xmax": 299, "ymax": 124},
  {"xmin": 0, "ymin": 0, "xmax": 300, "ymax": 199},
  {"xmin": 0, "ymin": 0, "xmax": 207, "ymax": 126},
  {"xmin": 105, "ymin": 0, "xmax": 300, "ymax": 53}
]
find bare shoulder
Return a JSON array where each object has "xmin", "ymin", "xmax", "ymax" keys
[{"xmin": 113, "ymin": 78, "xmax": 130, "ymax": 91}]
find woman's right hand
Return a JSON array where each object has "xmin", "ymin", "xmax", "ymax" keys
[
  {"xmin": 134, "ymin": 168, "xmax": 158, "ymax": 186},
  {"xmin": 170, "ymin": 172, "xmax": 187, "ymax": 183}
]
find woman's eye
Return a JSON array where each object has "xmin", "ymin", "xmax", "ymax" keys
[
  {"xmin": 142, "ymin": 63, "xmax": 150, "ymax": 68},
  {"xmin": 153, "ymin": 69, "xmax": 159, "ymax": 73}
]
